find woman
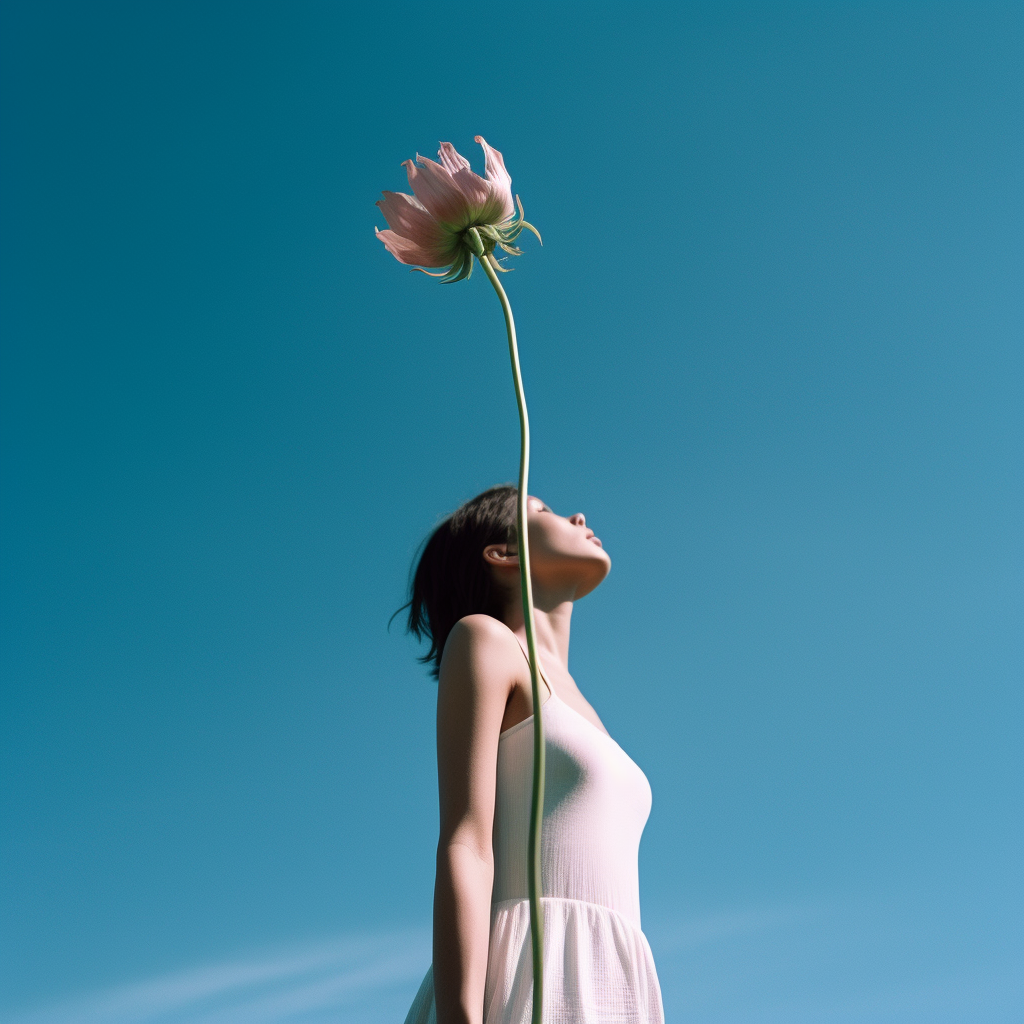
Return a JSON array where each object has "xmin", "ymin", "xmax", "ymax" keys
[{"xmin": 401, "ymin": 485, "xmax": 664, "ymax": 1024}]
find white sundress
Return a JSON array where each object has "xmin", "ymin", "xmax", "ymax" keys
[{"xmin": 404, "ymin": 653, "xmax": 664, "ymax": 1023}]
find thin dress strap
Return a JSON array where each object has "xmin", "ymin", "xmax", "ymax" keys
[{"xmin": 512, "ymin": 633, "xmax": 555, "ymax": 701}]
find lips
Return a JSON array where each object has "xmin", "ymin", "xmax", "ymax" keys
[{"xmin": 589, "ymin": 536, "xmax": 603, "ymax": 548}]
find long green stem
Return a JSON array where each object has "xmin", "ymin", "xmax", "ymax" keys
[{"xmin": 478, "ymin": 251, "xmax": 545, "ymax": 1024}]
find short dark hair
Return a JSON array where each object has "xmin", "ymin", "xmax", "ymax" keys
[{"xmin": 398, "ymin": 484, "xmax": 518, "ymax": 679}]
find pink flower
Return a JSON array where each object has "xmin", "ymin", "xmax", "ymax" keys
[{"xmin": 375, "ymin": 137, "xmax": 540, "ymax": 283}]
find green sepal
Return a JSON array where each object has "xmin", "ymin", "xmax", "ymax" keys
[{"xmin": 421, "ymin": 194, "xmax": 541, "ymax": 284}]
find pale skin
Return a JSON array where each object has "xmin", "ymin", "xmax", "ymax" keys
[{"xmin": 432, "ymin": 495, "xmax": 613, "ymax": 1024}]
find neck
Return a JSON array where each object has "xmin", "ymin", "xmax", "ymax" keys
[{"xmin": 502, "ymin": 585, "xmax": 574, "ymax": 672}]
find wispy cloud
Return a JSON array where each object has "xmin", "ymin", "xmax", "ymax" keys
[
  {"xmin": 4, "ymin": 928, "xmax": 430, "ymax": 1024},
  {"xmin": 9, "ymin": 894, "xmax": 1022, "ymax": 1024}
]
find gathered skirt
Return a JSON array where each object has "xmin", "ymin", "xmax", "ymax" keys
[{"xmin": 403, "ymin": 896, "xmax": 664, "ymax": 1024}]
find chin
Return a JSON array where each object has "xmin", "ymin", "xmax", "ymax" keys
[{"xmin": 576, "ymin": 554, "xmax": 611, "ymax": 597}]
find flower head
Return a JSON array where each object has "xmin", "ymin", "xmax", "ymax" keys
[{"xmin": 375, "ymin": 137, "xmax": 541, "ymax": 283}]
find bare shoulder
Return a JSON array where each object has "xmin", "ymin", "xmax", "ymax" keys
[
  {"xmin": 439, "ymin": 614, "xmax": 523, "ymax": 698},
  {"xmin": 447, "ymin": 613, "xmax": 520, "ymax": 651},
  {"xmin": 435, "ymin": 616, "xmax": 523, "ymax": 845}
]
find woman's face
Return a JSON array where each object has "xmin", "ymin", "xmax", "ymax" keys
[{"xmin": 512, "ymin": 495, "xmax": 611, "ymax": 598}]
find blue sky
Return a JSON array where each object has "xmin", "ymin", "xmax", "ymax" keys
[{"xmin": 1, "ymin": 2, "xmax": 1021, "ymax": 1022}]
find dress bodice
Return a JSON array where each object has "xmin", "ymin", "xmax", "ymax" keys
[{"xmin": 492, "ymin": 690, "xmax": 653, "ymax": 929}]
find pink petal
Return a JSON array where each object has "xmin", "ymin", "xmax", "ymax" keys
[
  {"xmin": 376, "ymin": 190, "xmax": 455, "ymax": 262},
  {"xmin": 375, "ymin": 227, "xmax": 450, "ymax": 268},
  {"xmin": 443, "ymin": 179, "xmax": 493, "ymax": 221},
  {"xmin": 474, "ymin": 136, "xmax": 515, "ymax": 221},
  {"xmin": 437, "ymin": 141, "xmax": 471, "ymax": 176},
  {"xmin": 436, "ymin": 141, "xmax": 504, "ymax": 224},
  {"xmin": 404, "ymin": 156, "xmax": 474, "ymax": 229}
]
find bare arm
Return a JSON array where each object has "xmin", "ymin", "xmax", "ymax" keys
[{"xmin": 432, "ymin": 616, "xmax": 517, "ymax": 1024}]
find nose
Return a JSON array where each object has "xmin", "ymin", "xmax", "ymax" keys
[{"xmin": 569, "ymin": 513, "xmax": 586, "ymax": 527}]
